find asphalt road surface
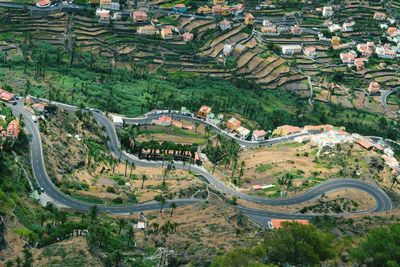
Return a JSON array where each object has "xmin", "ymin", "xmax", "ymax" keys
[{"xmin": 11, "ymin": 101, "xmax": 393, "ymax": 220}]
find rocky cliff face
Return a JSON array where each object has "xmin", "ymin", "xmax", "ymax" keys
[{"xmin": 0, "ymin": 216, "xmax": 5, "ymax": 250}]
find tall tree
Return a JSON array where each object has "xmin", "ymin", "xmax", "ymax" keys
[
  {"xmin": 154, "ymin": 195, "xmax": 166, "ymax": 213},
  {"xmin": 351, "ymin": 223, "xmax": 400, "ymax": 266},
  {"xmin": 170, "ymin": 202, "xmax": 177, "ymax": 218},
  {"xmin": 141, "ymin": 174, "xmax": 147, "ymax": 189},
  {"xmin": 89, "ymin": 205, "xmax": 98, "ymax": 224}
]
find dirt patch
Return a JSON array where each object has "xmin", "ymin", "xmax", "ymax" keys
[
  {"xmin": 33, "ymin": 237, "xmax": 102, "ymax": 266},
  {"xmin": 137, "ymin": 123, "xmax": 208, "ymax": 145},
  {"xmin": 238, "ymin": 142, "xmax": 331, "ymax": 187},
  {"xmin": 131, "ymin": 200, "xmax": 259, "ymax": 266}
]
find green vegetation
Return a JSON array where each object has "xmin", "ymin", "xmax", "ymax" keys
[
  {"xmin": 213, "ymin": 221, "xmax": 400, "ymax": 266},
  {"xmin": 0, "ymin": 40, "xmax": 398, "ymax": 141},
  {"xmin": 212, "ymin": 222, "xmax": 335, "ymax": 266},
  {"xmin": 351, "ymin": 224, "xmax": 400, "ymax": 266},
  {"xmin": 255, "ymin": 163, "xmax": 274, "ymax": 173}
]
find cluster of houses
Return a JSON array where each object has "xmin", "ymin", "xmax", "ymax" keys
[
  {"xmin": 328, "ymin": 10, "xmax": 400, "ymax": 68},
  {"xmin": 326, "ymin": 21, "xmax": 355, "ymax": 33},
  {"xmin": 196, "ymin": 105, "xmax": 267, "ymax": 141},
  {"xmin": 95, "ymin": 4, "xmax": 194, "ymax": 42},
  {"xmin": 226, "ymin": 117, "xmax": 250, "ymax": 140},
  {"xmin": 286, "ymin": 121, "xmax": 400, "ymax": 182},
  {"xmin": 196, "ymin": 105, "xmax": 224, "ymax": 125},
  {"xmin": 280, "ymin": 44, "xmax": 317, "ymax": 58},
  {"xmin": 137, "ymin": 24, "xmax": 193, "ymax": 41},
  {"xmin": 196, "ymin": 0, "xmax": 244, "ymax": 16},
  {"xmin": 0, "ymin": 117, "xmax": 20, "ymax": 140},
  {"xmin": 150, "ymin": 114, "xmax": 195, "ymax": 131},
  {"xmin": 260, "ymin": 19, "xmax": 303, "ymax": 36},
  {"xmin": 272, "ymin": 124, "xmax": 337, "ymax": 137},
  {"xmin": 0, "ymin": 89, "xmax": 20, "ymax": 140},
  {"xmin": 338, "ymin": 41, "xmax": 399, "ymax": 71},
  {"xmin": 355, "ymin": 135, "xmax": 400, "ymax": 179}
]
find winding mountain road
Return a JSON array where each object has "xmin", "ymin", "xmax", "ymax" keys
[
  {"xmin": 381, "ymin": 89, "xmax": 398, "ymax": 115},
  {"xmin": 11, "ymin": 100, "xmax": 393, "ymax": 221}
]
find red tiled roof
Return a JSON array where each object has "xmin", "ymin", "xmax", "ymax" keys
[
  {"xmin": 0, "ymin": 89, "xmax": 15, "ymax": 102},
  {"xmin": 271, "ymin": 219, "xmax": 309, "ymax": 229},
  {"xmin": 32, "ymin": 103, "xmax": 46, "ymax": 110},
  {"xmin": 6, "ymin": 120, "xmax": 20, "ymax": 139},
  {"xmin": 304, "ymin": 124, "xmax": 333, "ymax": 132},
  {"xmin": 357, "ymin": 138, "xmax": 374, "ymax": 150},
  {"xmin": 253, "ymin": 130, "xmax": 267, "ymax": 137},
  {"xmin": 227, "ymin": 117, "xmax": 241, "ymax": 129},
  {"xmin": 36, "ymin": 0, "xmax": 50, "ymax": 6},
  {"xmin": 278, "ymin": 125, "xmax": 302, "ymax": 134},
  {"xmin": 199, "ymin": 105, "xmax": 212, "ymax": 113},
  {"xmin": 157, "ymin": 116, "xmax": 172, "ymax": 123}
]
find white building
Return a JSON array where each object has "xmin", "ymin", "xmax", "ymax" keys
[
  {"xmin": 342, "ymin": 21, "xmax": 355, "ymax": 32},
  {"xmin": 252, "ymin": 130, "xmax": 267, "ymax": 141},
  {"xmin": 375, "ymin": 46, "xmax": 397, "ymax": 59},
  {"xmin": 112, "ymin": 115, "xmax": 124, "ymax": 126},
  {"xmin": 219, "ymin": 19, "xmax": 232, "ymax": 31},
  {"xmin": 236, "ymin": 126, "xmax": 250, "ymax": 140},
  {"xmin": 263, "ymin": 19, "xmax": 273, "ymax": 27},
  {"xmin": 281, "ymin": 45, "xmax": 302, "ymax": 55},
  {"xmin": 303, "ymin": 46, "xmax": 317, "ymax": 58},
  {"xmin": 328, "ymin": 24, "xmax": 341, "ymax": 33},
  {"xmin": 110, "ymin": 2, "xmax": 120, "ymax": 10},
  {"xmin": 223, "ymin": 44, "xmax": 233, "ymax": 56},
  {"xmin": 322, "ymin": 6, "xmax": 333, "ymax": 17}
]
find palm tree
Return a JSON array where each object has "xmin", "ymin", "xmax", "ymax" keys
[
  {"xmin": 118, "ymin": 218, "xmax": 126, "ymax": 235},
  {"xmin": 129, "ymin": 162, "xmax": 136, "ymax": 178},
  {"xmin": 205, "ymin": 125, "xmax": 211, "ymax": 137},
  {"xmin": 170, "ymin": 203, "xmax": 177, "ymax": 218},
  {"xmin": 90, "ymin": 205, "xmax": 98, "ymax": 224},
  {"xmin": 160, "ymin": 221, "xmax": 178, "ymax": 243},
  {"xmin": 112, "ymin": 158, "xmax": 117, "ymax": 174},
  {"xmin": 238, "ymin": 161, "xmax": 245, "ymax": 186},
  {"xmin": 39, "ymin": 213, "xmax": 47, "ymax": 227},
  {"xmin": 150, "ymin": 222, "xmax": 159, "ymax": 234},
  {"xmin": 15, "ymin": 257, "xmax": 22, "ymax": 267},
  {"xmin": 391, "ymin": 175, "xmax": 398, "ymax": 189},
  {"xmin": 231, "ymin": 158, "xmax": 238, "ymax": 180},
  {"xmin": 127, "ymin": 227, "xmax": 135, "ymax": 248},
  {"xmin": 112, "ymin": 249, "xmax": 122, "ymax": 267},
  {"xmin": 124, "ymin": 159, "xmax": 128, "ymax": 177},
  {"xmin": 141, "ymin": 174, "xmax": 147, "ymax": 189},
  {"xmin": 194, "ymin": 122, "xmax": 200, "ymax": 132},
  {"xmin": 22, "ymin": 248, "xmax": 33, "ymax": 267},
  {"xmin": 162, "ymin": 168, "xmax": 168, "ymax": 184},
  {"xmin": 154, "ymin": 195, "xmax": 166, "ymax": 213}
]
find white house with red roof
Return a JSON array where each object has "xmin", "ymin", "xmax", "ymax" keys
[
  {"xmin": 375, "ymin": 45, "xmax": 397, "ymax": 59},
  {"xmin": 219, "ymin": 19, "xmax": 232, "ymax": 31},
  {"xmin": 182, "ymin": 32, "xmax": 193, "ymax": 42},
  {"xmin": 252, "ymin": 130, "xmax": 267, "ymax": 141},
  {"xmin": 368, "ymin": 81, "xmax": 380, "ymax": 94},
  {"xmin": 0, "ymin": 89, "xmax": 15, "ymax": 102},
  {"xmin": 303, "ymin": 46, "xmax": 316, "ymax": 58},
  {"xmin": 339, "ymin": 51, "xmax": 357, "ymax": 64},
  {"xmin": 161, "ymin": 26, "xmax": 175, "ymax": 39},
  {"xmin": 6, "ymin": 120, "xmax": 20, "ymax": 139},
  {"xmin": 132, "ymin": 10, "xmax": 148, "ymax": 23},
  {"xmin": 36, "ymin": 0, "xmax": 50, "ymax": 8}
]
